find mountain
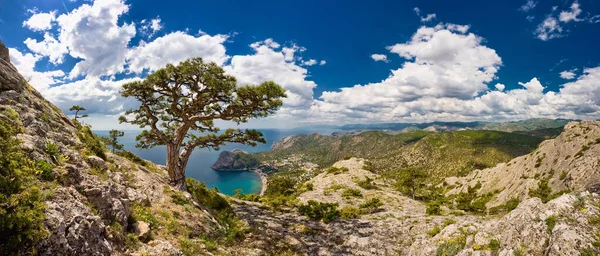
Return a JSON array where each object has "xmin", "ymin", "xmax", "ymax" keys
[
  {"xmin": 448, "ymin": 121, "xmax": 600, "ymax": 207},
  {"xmin": 257, "ymin": 129, "xmax": 544, "ymax": 183},
  {"xmin": 336, "ymin": 118, "xmax": 571, "ymax": 136}
]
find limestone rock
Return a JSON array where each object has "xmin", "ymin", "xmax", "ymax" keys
[
  {"xmin": 132, "ymin": 221, "xmax": 151, "ymax": 240},
  {"xmin": 87, "ymin": 155, "xmax": 107, "ymax": 170}
]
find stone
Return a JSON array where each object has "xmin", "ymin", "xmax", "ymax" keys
[
  {"xmin": 132, "ymin": 221, "xmax": 151, "ymax": 240},
  {"xmin": 87, "ymin": 155, "xmax": 107, "ymax": 170}
]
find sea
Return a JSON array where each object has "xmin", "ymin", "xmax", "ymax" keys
[{"xmin": 94, "ymin": 128, "xmax": 339, "ymax": 196}]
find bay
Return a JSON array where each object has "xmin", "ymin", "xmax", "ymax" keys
[{"xmin": 94, "ymin": 128, "xmax": 339, "ymax": 196}]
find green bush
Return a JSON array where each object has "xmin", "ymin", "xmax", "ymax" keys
[
  {"xmin": 359, "ymin": 198, "xmax": 383, "ymax": 214},
  {"xmin": 427, "ymin": 225, "xmax": 441, "ymax": 237},
  {"xmin": 0, "ymin": 118, "xmax": 49, "ymax": 254},
  {"xmin": 76, "ymin": 124, "xmax": 107, "ymax": 160},
  {"xmin": 326, "ymin": 166, "xmax": 349, "ymax": 175},
  {"xmin": 356, "ymin": 177, "xmax": 378, "ymax": 190},
  {"xmin": 341, "ymin": 188, "xmax": 362, "ymax": 198},
  {"xmin": 116, "ymin": 150, "xmax": 148, "ymax": 167},
  {"xmin": 426, "ymin": 201, "xmax": 442, "ymax": 215},
  {"xmin": 35, "ymin": 160, "xmax": 55, "ymax": 181},
  {"xmin": 339, "ymin": 206, "xmax": 361, "ymax": 219},
  {"xmin": 435, "ymin": 236, "xmax": 466, "ymax": 256},
  {"xmin": 546, "ymin": 215, "xmax": 557, "ymax": 232},
  {"xmin": 233, "ymin": 189, "xmax": 261, "ymax": 202},
  {"xmin": 489, "ymin": 198, "xmax": 520, "ymax": 214},
  {"xmin": 298, "ymin": 200, "xmax": 339, "ymax": 223},
  {"xmin": 45, "ymin": 141, "xmax": 60, "ymax": 158}
]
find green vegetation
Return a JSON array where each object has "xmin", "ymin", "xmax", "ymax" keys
[
  {"xmin": 69, "ymin": 105, "xmax": 89, "ymax": 120},
  {"xmin": 297, "ymin": 200, "xmax": 339, "ymax": 223},
  {"xmin": 262, "ymin": 176, "xmax": 298, "ymax": 210},
  {"xmin": 101, "ymin": 129, "xmax": 125, "ymax": 153},
  {"xmin": 356, "ymin": 177, "xmax": 378, "ymax": 190},
  {"xmin": 426, "ymin": 201, "xmax": 442, "ymax": 215},
  {"xmin": 116, "ymin": 150, "xmax": 149, "ymax": 167},
  {"xmin": 76, "ymin": 121, "xmax": 107, "ymax": 160},
  {"xmin": 341, "ymin": 188, "xmax": 362, "ymax": 198},
  {"xmin": 233, "ymin": 189, "xmax": 261, "ymax": 202},
  {"xmin": 119, "ymin": 57, "xmax": 286, "ymax": 190},
  {"xmin": 546, "ymin": 215, "xmax": 557, "ymax": 232},
  {"xmin": 559, "ymin": 171, "xmax": 568, "ymax": 180},
  {"xmin": 489, "ymin": 198, "xmax": 520, "ymax": 214},
  {"xmin": 529, "ymin": 179, "xmax": 569, "ymax": 203},
  {"xmin": 325, "ymin": 166, "xmax": 349, "ymax": 175},
  {"xmin": 392, "ymin": 168, "xmax": 427, "ymax": 199},
  {"xmin": 0, "ymin": 114, "xmax": 51, "ymax": 254},
  {"xmin": 427, "ymin": 225, "xmax": 441, "ymax": 237},
  {"xmin": 359, "ymin": 198, "xmax": 383, "ymax": 214},
  {"xmin": 436, "ymin": 235, "xmax": 466, "ymax": 256},
  {"xmin": 339, "ymin": 206, "xmax": 362, "ymax": 219}
]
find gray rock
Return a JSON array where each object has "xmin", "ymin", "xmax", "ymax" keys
[
  {"xmin": 87, "ymin": 155, "xmax": 107, "ymax": 170},
  {"xmin": 211, "ymin": 149, "xmax": 259, "ymax": 171}
]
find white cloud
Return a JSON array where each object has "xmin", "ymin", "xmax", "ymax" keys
[
  {"xmin": 526, "ymin": 15, "xmax": 535, "ymax": 22},
  {"xmin": 495, "ymin": 83, "xmax": 505, "ymax": 91},
  {"xmin": 413, "ymin": 7, "xmax": 436, "ymax": 22},
  {"xmin": 24, "ymin": 33, "xmax": 69, "ymax": 64},
  {"xmin": 23, "ymin": 11, "xmax": 57, "ymax": 31},
  {"xmin": 126, "ymin": 31, "xmax": 229, "ymax": 74},
  {"xmin": 370, "ymin": 54, "xmax": 388, "ymax": 62},
  {"xmin": 224, "ymin": 39, "xmax": 317, "ymax": 109},
  {"xmin": 559, "ymin": 69, "xmax": 577, "ymax": 79},
  {"xmin": 519, "ymin": 0, "xmax": 537, "ymax": 12},
  {"xmin": 421, "ymin": 14, "xmax": 437, "ymax": 22},
  {"xmin": 559, "ymin": 2, "xmax": 582, "ymax": 22},
  {"xmin": 319, "ymin": 60, "xmax": 326, "ymax": 65},
  {"xmin": 301, "ymin": 59, "xmax": 318, "ymax": 66},
  {"xmin": 9, "ymin": 48, "xmax": 65, "ymax": 92},
  {"xmin": 535, "ymin": 17, "xmax": 562, "ymax": 41},
  {"xmin": 50, "ymin": 0, "xmax": 136, "ymax": 78},
  {"xmin": 140, "ymin": 17, "xmax": 162, "ymax": 37}
]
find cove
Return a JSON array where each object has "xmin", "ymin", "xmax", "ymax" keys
[{"xmin": 94, "ymin": 128, "xmax": 339, "ymax": 196}]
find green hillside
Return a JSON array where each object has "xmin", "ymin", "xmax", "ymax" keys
[{"xmin": 258, "ymin": 130, "xmax": 544, "ymax": 183}]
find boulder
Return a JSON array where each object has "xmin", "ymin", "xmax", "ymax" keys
[
  {"xmin": 132, "ymin": 221, "xmax": 151, "ymax": 240},
  {"xmin": 87, "ymin": 155, "xmax": 107, "ymax": 170}
]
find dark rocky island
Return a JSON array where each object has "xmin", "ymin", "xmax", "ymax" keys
[{"xmin": 211, "ymin": 149, "xmax": 260, "ymax": 171}]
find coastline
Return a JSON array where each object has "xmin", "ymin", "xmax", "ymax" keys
[{"xmin": 253, "ymin": 168, "xmax": 268, "ymax": 196}]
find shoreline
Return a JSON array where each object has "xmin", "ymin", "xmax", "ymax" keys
[{"xmin": 252, "ymin": 168, "xmax": 268, "ymax": 196}]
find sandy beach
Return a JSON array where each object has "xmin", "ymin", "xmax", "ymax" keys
[{"xmin": 253, "ymin": 169, "xmax": 268, "ymax": 196}]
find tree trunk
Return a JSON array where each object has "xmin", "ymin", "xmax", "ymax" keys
[{"xmin": 166, "ymin": 144, "xmax": 187, "ymax": 191}]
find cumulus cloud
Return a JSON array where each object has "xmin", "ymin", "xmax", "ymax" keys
[
  {"xmin": 127, "ymin": 31, "xmax": 229, "ymax": 74},
  {"xmin": 559, "ymin": 2, "xmax": 582, "ymax": 22},
  {"xmin": 24, "ymin": 33, "xmax": 69, "ymax": 64},
  {"xmin": 519, "ymin": 0, "xmax": 537, "ymax": 12},
  {"xmin": 495, "ymin": 83, "xmax": 505, "ymax": 91},
  {"xmin": 370, "ymin": 54, "xmax": 388, "ymax": 62},
  {"xmin": 140, "ymin": 17, "xmax": 162, "ymax": 37},
  {"xmin": 9, "ymin": 48, "xmax": 65, "ymax": 91},
  {"xmin": 23, "ymin": 11, "xmax": 57, "ymax": 31},
  {"xmin": 559, "ymin": 69, "xmax": 577, "ymax": 79},
  {"xmin": 224, "ymin": 39, "xmax": 317, "ymax": 109}
]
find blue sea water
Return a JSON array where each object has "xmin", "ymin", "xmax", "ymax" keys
[{"xmin": 94, "ymin": 128, "xmax": 338, "ymax": 196}]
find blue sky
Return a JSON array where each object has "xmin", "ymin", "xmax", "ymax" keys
[{"xmin": 1, "ymin": 0, "xmax": 599, "ymax": 129}]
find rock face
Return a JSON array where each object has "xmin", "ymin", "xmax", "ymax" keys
[
  {"xmin": 448, "ymin": 121, "xmax": 600, "ymax": 207},
  {"xmin": 211, "ymin": 149, "xmax": 259, "ymax": 171},
  {"xmin": 0, "ymin": 43, "xmax": 24, "ymax": 93}
]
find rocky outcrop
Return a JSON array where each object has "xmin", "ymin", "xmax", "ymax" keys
[
  {"xmin": 0, "ymin": 43, "xmax": 24, "ymax": 93},
  {"xmin": 211, "ymin": 149, "xmax": 259, "ymax": 171},
  {"xmin": 448, "ymin": 120, "xmax": 600, "ymax": 207}
]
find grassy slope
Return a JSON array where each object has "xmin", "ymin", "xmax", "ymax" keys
[{"xmin": 258, "ymin": 130, "xmax": 543, "ymax": 183}]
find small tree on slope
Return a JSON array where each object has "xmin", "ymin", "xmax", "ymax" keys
[
  {"xmin": 102, "ymin": 129, "xmax": 125, "ymax": 153},
  {"xmin": 119, "ymin": 58, "xmax": 286, "ymax": 191}
]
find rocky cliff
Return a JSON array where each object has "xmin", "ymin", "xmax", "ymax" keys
[
  {"xmin": 210, "ymin": 149, "xmax": 259, "ymax": 171},
  {"xmin": 448, "ymin": 120, "xmax": 600, "ymax": 207}
]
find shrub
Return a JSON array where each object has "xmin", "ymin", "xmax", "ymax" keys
[
  {"xmin": 559, "ymin": 171, "xmax": 568, "ymax": 180},
  {"xmin": 326, "ymin": 166, "xmax": 349, "ymax": 175},
  {"xmin": 233, "ymin": 189, "xmax": 261, "ymax": 202},
  {"xmin": 489, "ymin": 198, "xmax": 520, "ymax": 214},
  {"xmin": 298, "ymin": 200, "xmax": 339, "ymax": 223},
  {"xmin": 0, "ymin": 116, "xmax": 49, "ymax": 254},
  {"xmin": 356, "ymin": 177, "xmax": 378, "ymax": 190},
  {"xmin": 339, "ymin": 206, "xmax": 361, "ymax": 219},
  {"xmin": 116, "ymin": 150, "xmax": 148, "ymax": 167},
  {"xmin": 359, "ymin": 198, "xmax": 383, "ymax": 214},
  {"xmin": 76, "ymin": 124, "xmax": 107, "ymax": 160},
  {"xmin": 341, "ymin": 188, "xmax": 362, "ymax": 198},
  {"xmin": 442, "ymin": 219, "xmax": 456, "ymax": 228},
  {"xmin": 436, "ymin": 236, "xmax": 466, "ymax": 256},
  {"xmin": 362, "ymin": 161, "xmax": 374, "ymax": 172},
  {"xmin": 35, "ymin": 160, "xmax": 55, "ymax": 181},
  {"xmin": 427, "ymin": 225, "xmax": 441, "ymax": 237},
  {"xmin": 546, "ymin": 215, "xmax": 557, "ymax": 232},
  {"xmin": 45, "ymin": 141, "xmax": 60, "ymax": 157},
  {"xmin": 426, "ymin": 201, "xmax": 442, "ymax": 215}
]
